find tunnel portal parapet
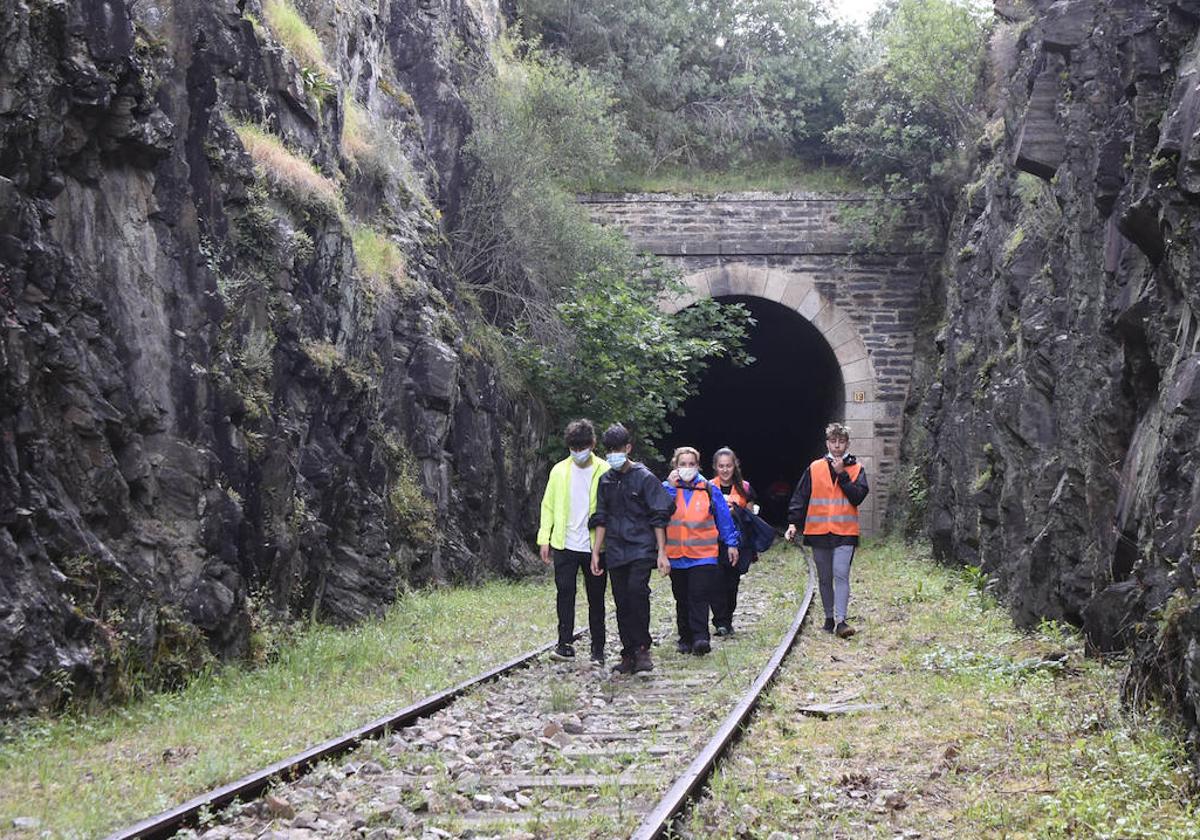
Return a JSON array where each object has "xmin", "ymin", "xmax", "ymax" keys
[{"xmin": 580, "ymin": 192, "xmax": 942, "ymax": 536}]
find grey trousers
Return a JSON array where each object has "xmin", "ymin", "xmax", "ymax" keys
[{"xmin": 811, "ymin": 544, "xmax": 855, "ymax": 622}]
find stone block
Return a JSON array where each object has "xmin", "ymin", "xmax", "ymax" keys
[
  {"xmin": 763, "ymin": 270, "xmax": 790, "ymax": 303},
  {"xmin": 845, "ymin": 420, "xmax": 874, "ymax": 442},
  {"xmin": 824, "ymin": 317, "xmax": 862, "ymax": 352},
  {"xmin": 813, "ymin": 304, "xmax": 845, "ymax": 332},
  {"xmin": 1014, "ymin": 61, "xmax": 1067, "ymax": 181},
  {"xmin": 835, "ymin": 339, "xmax": 869, "ymax": 366},
  {"xmin": 841, "ymin": 357, "xmax": 874, "ymax": 384},
  {"xmin": 1041, "ymin": 0, "xmax": 1096, "ymax": 55}
]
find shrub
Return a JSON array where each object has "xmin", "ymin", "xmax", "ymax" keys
[{"xmin": 233, "ymin": 122, "xmax": 344, "ymax": 218}]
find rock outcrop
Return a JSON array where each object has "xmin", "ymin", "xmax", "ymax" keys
[
  {"xmin": 0, "ymin": 0, "xmax": 545, "ymax": 713},
  {"xmin": 907, "ymin": 0, "xmax": 1200, "ymax": 752}
]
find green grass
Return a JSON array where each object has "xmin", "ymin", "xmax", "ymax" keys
[
  {"xmin": 351, "ymin": 223, "xmax": 415, "ymax": 299},
  {"xmin": 581, "ymin": 159, "xmax": 864, "ymax": 194},
  {"xmin": 680, "ymin": 541, "xmax": 1200, "ymax": 839},
  {"xmin": 0, "ymin": 579, "xmax": 561, "ymax": 839},
  {"xmin": 261, "ymin": 0, "xmax": 332, "ymax": 77},
  {"xmin": 232, "ymin": 121, "xmax": 345, "ymax": 219}
]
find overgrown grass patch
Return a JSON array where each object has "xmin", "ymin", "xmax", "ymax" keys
[
  {"xmin": 233, "ymin": 122, "xmax": 344, "ymax": 219},
  {"xmin": 351, "ymin": 223, "xmax": 415, "ymax": 299},
  {"xmin": 0, "ymin": 579, "xmax": 562, "ymax": 838},
  {"xmin": 585, "ymin": 160, "xmax": 864, "ymax": 194},
  {"xmin": 261, "ymin": 0, "xmax": 333, "ymax": 78},
  {"xmin": 680, "ymin": 540, "xmax": 1200, "ymax": 839}
]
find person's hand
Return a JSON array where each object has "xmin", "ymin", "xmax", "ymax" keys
[
  {"xmin": 657, "ymin": 550, "xmax": 671, "ymax": 576},
  {"xmin": 667, "ymin": 469, "xmax": 680, "ymax": 485},
  {"xmin": 540, "ymin": 544, "xmax": 551, "ymax": 565},
  {"xmin": 728, "ymin": 546, "xmax": 740, "ymax": 567},
  {"xmin": 784, "ymin": 524, "xmax": 796, "ymax": 542},
  {"xmin": 590, "ymin": 553, "xmax": 603, "ymax": 576},
  {"xmin": 831, "ymin": 456, "xmax": 845, "ymax": 475}
]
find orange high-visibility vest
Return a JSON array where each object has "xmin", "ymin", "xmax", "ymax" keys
[
  {"xmin": 666, "ymin": 481, "xmax": 720, "ymax": 559},
  {"xmin": 803, "ymin": 459, "xmax": 861, "ymax": 537},
  {"xmin": 719, "ymin": 481, "xmax": 750, "ymax": 509}
]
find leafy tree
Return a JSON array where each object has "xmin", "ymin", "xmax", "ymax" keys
[
  {"xmin": 519, "ymin": 259, "xmax": 752, "ymax": 451},
  {"xmin": 518, "ymin": 0, "xmax": 861, "ymax": 171},
  {"xmin": 827, "ymin": 0, "xmax": 989, "ymax": 221},
  {"xmin": 454, "ymin": 38, "xmax": 752, "ymax": 449}
]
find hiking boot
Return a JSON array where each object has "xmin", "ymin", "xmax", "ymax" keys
[
  {"xmin": 835, "ymin": 621, "xmax": 856, "ymax": 639},
  {"xmin": 589, "ymin": 647, "xmax": 605, "ymax": 665},
  {"xmin": 714, "ymin": 624, "xmax": 733, "ymax": 637},
  {"xmin": 611, "ymin": 654, "xmax": 635, "ymax": 675},
  {"xmin": 632, "ymin": 646, "xmax": 654, "ymax": 673},
  {"xmin": 823, "ymin": 617, "xmax": 836, "ymax": 633},
  {"xmin": 675, "ymin": 639, "xmax": 692, "ymax": 654},
  {"xmin": 550, "ymin": 643, "xmax": 576, "ymax": 661},
  {"xmin": 691, "ymin": 639, "xmax": 711, "ymax": 656}
]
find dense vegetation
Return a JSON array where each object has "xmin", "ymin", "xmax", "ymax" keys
[
  {"xmin": 453, "ymin": 39, "xmax": 752, "ymax": 450},
  {"xmin": 460, "ymin": 0, "xmax": 991, "ymax": 445}
]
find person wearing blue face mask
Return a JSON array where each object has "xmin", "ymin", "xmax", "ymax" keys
[
  {"xmin": 537, "ymin": 419, "xmax": 611, "ymax": 665},
  {"xmin": 589, "ymin": 423, "xmax": 675, "ymax": 675}
]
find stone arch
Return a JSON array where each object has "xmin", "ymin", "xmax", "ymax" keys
[{"xmin": 663, "ymin": 263, "xmax": 884, "ymax": 534}]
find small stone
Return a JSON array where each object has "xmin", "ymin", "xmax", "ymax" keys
[
  {"xmin": 360, "ymin": 761, "xmax": 384, "ymax": 775},
  {"xmin": 767, "ymin": 832, "xmax": 797, "ymax": 840},
  {"xmin": 472, "ymin": 793, "xmax": 495, "ymax": 808},
  {"xmin": 265, "ymin": 795, "xmax": 295, "ymax": 820},
  {"xmin": 292, "ymin": 811, "xmax": 318, "ymax": 829},
  {"xmin": 496, "ymin": 795, "xmax": 520, "ymax": 812},
  {"xmin": 514, "ymin": 792, "xmax": 533, "ymax": 808},
  {"xmin": 542, "ymin": 721, "xmax": 563, "ymax": 739},
  {"xmin": 12, "ymin": 818, "xmax": 40, "ymax": 830}
]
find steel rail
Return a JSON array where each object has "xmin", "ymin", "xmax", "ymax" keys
[
  {"xmin": 630, "ymin": 553, "xmax": 817, "ymax": 840},
  {"xmin": 104, "ymin": 633, "xmax": 581, "ymax": 840}
]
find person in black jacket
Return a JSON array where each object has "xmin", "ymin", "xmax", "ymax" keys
[
  {"xmin": 785, "ymin": 422, "xmax": 869, "ymax": 638},
  {"xmin": 589, "ymin": 424, "xmax": 674, "ymax": 675}
]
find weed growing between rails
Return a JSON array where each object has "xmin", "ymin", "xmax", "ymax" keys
[
  {"xmin": 0, "ymin": 580, "xmax": 559, "ymax": 839},
  {"xmin": 680, "ymin": 540, "xmax": 1200, "ymax": 839}
]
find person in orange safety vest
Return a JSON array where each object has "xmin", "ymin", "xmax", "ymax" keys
[
  {"xmin": 662, "ymin": 447, "xmax": 740, "ymax": 656},
  {"xmin": 784, "ymin": 423, "xmax": 869, "ymax": 638}
]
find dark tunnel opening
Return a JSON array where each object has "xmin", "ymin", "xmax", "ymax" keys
[{"xmin": 661, "ymin": 294, "xmax": 844, "ymax": 525}]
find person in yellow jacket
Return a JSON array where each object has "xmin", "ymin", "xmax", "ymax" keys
[{"xmin": 538, "ymin": 419, "xmax": 611, "ymax": 664}]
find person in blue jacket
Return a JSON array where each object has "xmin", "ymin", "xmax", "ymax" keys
[{"xmin": 662, "ymin": 447, "xmax": 739, "ymax": 656}]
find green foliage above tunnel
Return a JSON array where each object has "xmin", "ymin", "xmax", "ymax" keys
[
  {"xmin": 453, "ymin": 37, "xmax": 752, "ymax": 450},
  {"xmin": 517, "ymin": 0, "xmax": 861, "ymax": 172}
]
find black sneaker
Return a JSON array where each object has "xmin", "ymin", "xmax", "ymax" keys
[
  {"xmin": 675, "ymin": 639, "xmax": 692, "ymax": 654},
  {"xmin": 835, "ymin": 622, "xmax": 856, "ymax": 639},
  {"xmin": 589, "ymin": 647, "xmax": 604, "ymax": 665},
  {"xmin": 632, "ymin": 646, "xmax": 654, "ymax": 673},
  {"xmin": 823, "ymin": 617, "xmax": 835, "ymax": 633},
  {"xmin": 691, "ymin": 639, "xmax": 711, "ymax": 656},
  {"xmin": 714, "ymin": 625, "xmax": 733, "ymax": 637},
  {"xmin": 611, "ymin": 654, "xmax": 635, "ymax": 674},
  {"xmin": 550, "ymin": 643, "xmax": 576, "ymax": 661}
]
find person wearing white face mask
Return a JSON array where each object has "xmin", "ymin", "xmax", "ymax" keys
[
  {"xmin": 537, "ymin": 419, "xmax": 611, "ymax": 664},
  {"xmin": 662, "ymin": 447, "xmax": 740, "ymax": 656}
]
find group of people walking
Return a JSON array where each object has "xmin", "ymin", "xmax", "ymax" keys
[{"xmin": 537, "ymin": 419, "xmax": 869, "ymax": 675}]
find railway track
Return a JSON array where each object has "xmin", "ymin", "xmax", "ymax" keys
[{"xmin": 108, "ymin": 552, "xmax": 815, "ymax": 840}]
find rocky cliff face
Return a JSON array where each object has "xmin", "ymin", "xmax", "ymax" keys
[
  {"xmin": 0, "ymin": 0, "xmax": 546, "ymax": 713},
  {"xmin": 911, "ymin": 0, "xmax": 1200, "ymax": 751}
]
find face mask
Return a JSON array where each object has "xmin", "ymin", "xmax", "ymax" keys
[
  {"xmin": 570, "ymin": 448, "xmax": 592, "ymax": 465},
  {"xmin": 606, "ymin": 452, "xmax": 627, "ymax": 470},
  {"xmin": 678, "ymin": 467, "xmax": 698, "ymax": 483}
]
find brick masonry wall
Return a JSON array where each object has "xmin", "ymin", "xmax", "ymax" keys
[{"xmin": 580, "ymin": 192, "xmax": 940, "ymax": 535}]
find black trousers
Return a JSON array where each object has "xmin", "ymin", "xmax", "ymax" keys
[
  {"xmin": 670, "ymin": 563, "xmax": 719, "ymax": 645},
  {"xmin": 609, "ymin": 559, "xmax": 654, "ymax": 657},
  {"xmin": 711, "ymin": 558, "xmax": 741, "ymax": 630},
  {"xmin": 554, "ymin": 549, "xmax": 607, "ymax": 650}
]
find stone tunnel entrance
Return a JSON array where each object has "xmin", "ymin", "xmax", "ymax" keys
[{"xmin": 662, "ymin": 295, "xmax": 844, "ymax": 525}]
